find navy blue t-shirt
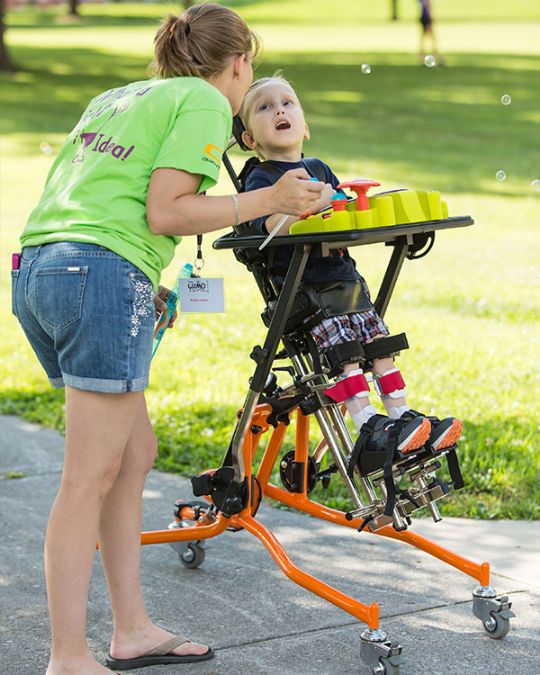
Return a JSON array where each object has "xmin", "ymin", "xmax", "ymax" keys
[{"xmin": 244, "ymin": 158, "xmax": 359, "ymax": 285}]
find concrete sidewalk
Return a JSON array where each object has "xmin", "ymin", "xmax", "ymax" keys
[{"xmin": 0, "ymin": 414, "xmax": 538, "ymax": 675}]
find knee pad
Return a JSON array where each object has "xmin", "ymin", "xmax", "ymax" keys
[
  {"xmin": 373, "ymin": 368, "xmax": 406, "ymax": 399},
  {"xmin": 324, "ymin": 368, "xmax": 370, "ymax": 403}
]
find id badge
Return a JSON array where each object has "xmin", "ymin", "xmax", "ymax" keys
[{"xmin": 177, "ymin": 276, "xmax": 226, "ymax": 313}]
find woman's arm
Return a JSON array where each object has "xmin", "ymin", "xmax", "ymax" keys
[{"xmin": 146, "ymin": 167, "xmax": 324, "ymax": 236}]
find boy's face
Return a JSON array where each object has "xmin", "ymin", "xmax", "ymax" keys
[{"xmin": 241, "ymin": 81, "xmax": 309, "ymax": 158}]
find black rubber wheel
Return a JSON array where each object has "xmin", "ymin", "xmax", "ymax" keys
[
  {"xmin": 179, "ymin": 543, "xmax": 205, "ymax": 569},
  {"xmin": 483, "ymin": 613, "xmax": 510, "ymax": 639}
]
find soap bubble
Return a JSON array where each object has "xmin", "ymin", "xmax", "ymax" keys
[
  {"xmin": 501, "ymin": 94, "xmax": 512, "ymax": 105},
  {"xmin": 361, "ymin": 64, "xmax": 371, "ymax": 75},
  {"xmin": 531, "ymin": 179, "xmax": 540, "ymax": 192},
  {"xmin": 495, "ymin": 170, "xmax": 506, "ymax": 182},
  {"xmin": 424, "ymin": 55, "xmax": 436, "ymax": 68},
  {"xmin": 40, "ymin": 141, "xmax": 53, "ymax": 156}
]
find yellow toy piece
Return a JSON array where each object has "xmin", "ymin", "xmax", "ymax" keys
[{"xmin": 289, "ymin": 187, "xmax": 449, "ymax": 235}]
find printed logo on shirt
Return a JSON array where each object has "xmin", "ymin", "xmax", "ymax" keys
[
  {"xmin": 75, "ymin": 134, "xmax": 135, "ymax": 163},
  {"xmin": 71, "ymin": 83, "xmax": 151, "ymax": 164},
  {"xmin": 202, "ymin": 143, "xmax": 223, "ymax": 170}
]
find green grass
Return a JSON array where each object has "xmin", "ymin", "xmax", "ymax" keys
[{"xmin": 1, "ymin": 2, "xmax": 539, "ymax": 519}]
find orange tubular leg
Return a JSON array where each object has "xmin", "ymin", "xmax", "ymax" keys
[
  {"xmin": 264, "ymin": 484, "xmax": 490, "ymax": 587},
  {"xmin": 257, "ymin": 422, "xmax": 288, "ymax": 487},
  {"xmin": 373, "ymin": 526, "xmax": 491, "ymax": 586},
  {"xmin": 239, "ymin": 513, "xmax": 380, "ymax": 629}
]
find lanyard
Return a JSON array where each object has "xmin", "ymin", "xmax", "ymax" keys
[{"xmin": 195, "ymin": 234, "xmax": 204, "ymax": 274}]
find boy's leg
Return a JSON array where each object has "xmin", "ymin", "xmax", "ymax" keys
[
  {"xmin": 372, "ymin": 349, "xmax": 461, "ymax": 451},
  {"xmin": 46, "ymin": 387, "xmax": 144, "ymax": 675},
  {"xmin": 340, "ymin": 361, "xmax": 378, "ymax": 430},
  {"xmin": 311, "ymin": 316, "xmax": 378, "ymax": 431},
  {"xmin": 372, "ymin": 354, "xmax": 408, "ymax": 419},
  {"xmin": 98, "ymin": 396, "xmax": 210, "ymax": 661}
]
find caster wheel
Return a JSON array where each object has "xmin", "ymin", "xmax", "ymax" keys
[
  {"xmin": 178, "ymin": 542, "xmax": 205, "ymax": 569},
  {"xmin": 473, "ymin": 588, "xmax": 514, "ymax": 640},
  {"xmin": 360, "ymin": 629, "xmax": 401, "ymax": 675},
  {"xmin": 483, "ymin": 613, "xmax": 510, "ymax": 639},
  {"xmin": 372, "ymin": 660, "xmax": 400, "ymax": 675}
]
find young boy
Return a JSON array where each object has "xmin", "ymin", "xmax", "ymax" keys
[{"xmin": 239, "ymin": 75, "xmax": 462, "ymax": 456}]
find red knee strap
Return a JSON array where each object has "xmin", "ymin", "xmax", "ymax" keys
[
  {"xmin": 324, "ymin": 373, "xmax": 370, "ymax": 402},
  {"xmin": 374, "ymin": 368, "xmax": 406, "ymax": 396}
]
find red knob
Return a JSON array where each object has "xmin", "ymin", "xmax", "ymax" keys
[
  {"xmin": 330, "ymin": 193, "xmax": 348, "ymax": 212},
  {"xmin": 337, "ymin": 179, "xmax": 380, "ymax": 211}
]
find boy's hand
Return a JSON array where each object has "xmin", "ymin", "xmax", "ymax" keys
[
  {"xmin": 271, "ymin": 168, "xmax": 324, "ymax": 216},
  {"xmin": 154, "ymin": 285, "xmax": 177, "ymax": 328},
  {"xmin": 311, "ymin": 183, "xmax": 336, "ymax": 213}
]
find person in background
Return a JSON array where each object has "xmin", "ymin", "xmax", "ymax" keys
[{"xmin": 418, "ymin": 0, "xmax": 445, "ymax": 66}]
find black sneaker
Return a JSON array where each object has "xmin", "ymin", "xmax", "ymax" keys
[
  {"xmin": 403, "ymin": 410, "xmax": 462, "ymax": 451},
  {"xmin": 351, "ymin": 414, "xmax": 431, "ymax": 477},
  {"xmin": 367, "ymin": 413, "xmax": 431, "ymax": 455}
]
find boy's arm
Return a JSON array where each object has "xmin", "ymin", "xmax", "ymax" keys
[
  {"xmin": 246, "ymin": 170, "xmax": 335, "ymax": 234},
  {"xmin": 264, "ymin": 213, "xmax": 298, "ymax": 234},
  {"xmin": 263, "ymin": 181, "xmax": 335, "ymax": 232}
]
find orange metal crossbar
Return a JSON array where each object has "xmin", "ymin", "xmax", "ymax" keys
[{"xmin": 140, "ymin": 513, "xmax": 229, "ymax": 546}]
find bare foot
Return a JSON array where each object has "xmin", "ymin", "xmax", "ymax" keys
[
  {"xmin": 46, "ymin": 655, "xmax": 112, "ymax": 675},
  {"xmin": 110, "ymin": 623, "xmax": 210, "ymax": 660}
]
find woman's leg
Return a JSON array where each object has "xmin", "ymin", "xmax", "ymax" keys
[
  {"xmin": 46, "ymin": 386, "xmax": 145, "ymax": 675},
  {"xmin": 98, "ymin": 396, "xmax": 209, "ymax": 660}
]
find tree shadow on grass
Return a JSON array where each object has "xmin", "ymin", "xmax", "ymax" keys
[
  {"xmin": 3, "ymin": 44, "xmax": 539, "ymax": 197},
  {"xmin": 3, "ymin": 387, "xmax": 537, "ymax": 519},
  {"xmin": 249, "ymin": 51, "xmax": 540, "ymax": 197}
]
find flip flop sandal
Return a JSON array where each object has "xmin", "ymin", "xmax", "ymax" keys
[{"xmin": 106, "ymin": 635, "xmax": 214, "ymax": 670}]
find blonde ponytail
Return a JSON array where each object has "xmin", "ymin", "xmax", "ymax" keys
[{"xmin": 153, "ymin": 3, "xmax": 260, "ymax": 79}]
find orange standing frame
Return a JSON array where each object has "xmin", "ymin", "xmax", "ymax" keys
[{"xmin": 141, "ymin": 212, "xmax": 514, "ymax": 673}]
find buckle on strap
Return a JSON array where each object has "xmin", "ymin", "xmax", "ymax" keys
[
  {"xmin": 324, "ymin": 373, "xmax": 370, "ymax": 402},
  {"xmin": 373, "ymin": 369, "xmax": 406, "ymax": 397}
]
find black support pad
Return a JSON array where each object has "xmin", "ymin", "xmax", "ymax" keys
[
  {"xmin": 323, "ymin": 332, "xmax": 408, "ymax": 377},
  {"xmin": 324, "ymin": 340, "xmax": 366, "ymax": 377},
  {"xmin": 363, "ymin": 333, "xmax": 409, "ymax": 361}
]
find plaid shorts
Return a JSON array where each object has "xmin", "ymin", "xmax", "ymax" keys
[{"xmin": 310, "ymin": 310, "xmax": 389, "ymax": 351}]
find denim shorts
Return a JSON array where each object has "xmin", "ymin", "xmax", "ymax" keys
[{"xmin": 11, "ymin": 242, "xmax": 155, "ymax": 393}]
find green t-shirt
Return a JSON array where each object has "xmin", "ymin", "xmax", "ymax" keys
[{"xmin": 21, "ymin": 77, "xmax": 232, "ymax": 289}]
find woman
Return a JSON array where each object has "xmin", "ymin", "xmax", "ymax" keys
[{"xmin": 12, "ymin": 4, "xmax": 324, "ymax": 673}]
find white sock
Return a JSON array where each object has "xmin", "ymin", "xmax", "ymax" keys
[
  {"xmin": 387, "ymin": 404, "xmax": 410, "ymax": 419},
  {"xmin": 349, "ymin": 403, "xmax": 377, "ymax": 430}
]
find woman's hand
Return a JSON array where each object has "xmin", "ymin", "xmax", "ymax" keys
[
  {"xmin": 270, "ymin": 169, "xmax": 325, "ymax": 216},
  {"xmin": 154, "ymin": 285, "xmax": 177, "ymax": 328}
]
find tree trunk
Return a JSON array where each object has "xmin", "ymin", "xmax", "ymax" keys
[
  {"xmin": 391, "ymin": 0, "xmax": 399, "ymax": 21},
  {"xmin": 68, "ymin": 0, "xmax": 79, "ymax": 17},
  {"xmin": 0, "ymin": 0, "xmax": 15, "ymax": 73}
]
